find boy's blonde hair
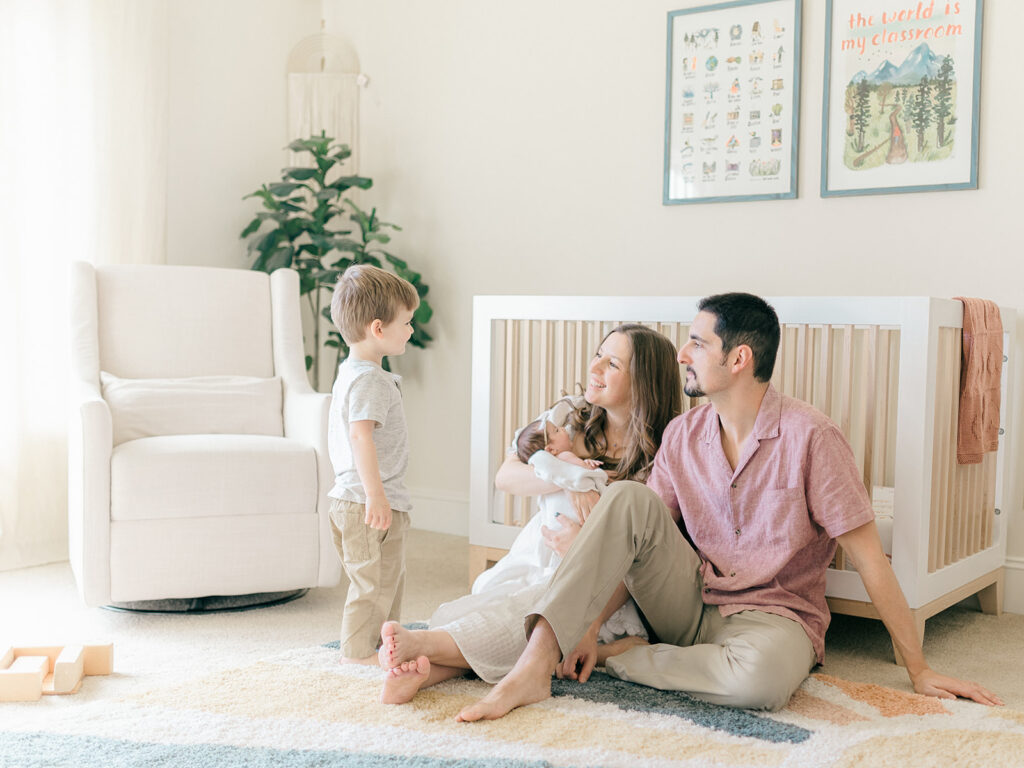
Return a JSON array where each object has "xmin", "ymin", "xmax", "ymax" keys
[{"xmin": 330, "ymin": 264, "xmax": 419, "ymax": 344}]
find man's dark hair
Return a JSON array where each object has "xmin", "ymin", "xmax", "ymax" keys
[{"xmin": 697, "ymin": 293, "xmax": 780, "ymax": 382}]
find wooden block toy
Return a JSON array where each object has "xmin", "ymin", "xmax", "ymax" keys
[
  {"xmin": 0, "ymin": 643, "xmax": 113, "ymax": 702},
  {"xmin": 0, "ymin": 655, "xmax": 48, "ymax": 702},
  {"xmin": 42, "ymin": 645, "xmax": 85, "ymax": 695}
]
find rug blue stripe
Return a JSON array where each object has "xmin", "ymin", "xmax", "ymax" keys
[
  {"xmin": 550, "ymin": 671, "xmax": 810, "ymax": 744},
  {"xmin": 0, "ymin": 732, "xmax": 554, "ymax": 768}
]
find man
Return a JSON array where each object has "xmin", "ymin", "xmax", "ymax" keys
[{"xmin": 457, "ymin": 293, "xmax": 1001, "ymax": 722}]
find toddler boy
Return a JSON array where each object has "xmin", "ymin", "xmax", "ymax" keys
[{"xmin": 328, "ymin": 264, "xmax": 419, "ymax": 664}]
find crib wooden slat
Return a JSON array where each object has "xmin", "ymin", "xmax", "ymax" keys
[
  {"xmin": 874, "ymin": 329, "xmax": 891, "ymax": 490},
  {"xmin": 503, "ymin": 320, "xmax": 520, "ymax": 527},
  {"xmin": 945, "ymin": 329, "xmax": 961, "ymax": 568},
  {"xmin": 820, "ymin": 325, "xmax": 834, "ymax": 419},
  {"xmin": 862, "ymin": 325, "xmax": 878, "ymax": 492},
  {"xmin": 771, "ymin": 326, "xmax": 785, "ymax": 392},
  {"xmin": 839, "ymin": 325, "xmax": 854, "ymax": 439},
  {"xmin": 794, "ymin": 325, "xmax": 807, "ymax": 401}
]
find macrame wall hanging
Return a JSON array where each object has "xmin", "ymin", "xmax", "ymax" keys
[{"xmin": 286, "ymin": 21, "xmax": 367, "ymax": 171}]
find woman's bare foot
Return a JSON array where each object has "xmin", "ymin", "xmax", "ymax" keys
[
  {"xmin": 456, "ymin": 618, "xmax": 560, "ymax": 722},
  {"xmin": 380, "ymin": 656, "xmax": 431, "ymax": 704},
  {"xmin": 378, "ymin": 622, "xmax": 469, "ymax": 670},
  {"xmin": 340, "ymin": 654, "xmax": 378, "ymax": 666},
  {"xmin": 378, "ymin": 621, "xmax": 423, "ymax": 669},
  {"xmin": 597, "ymin": 635, "xmax": 649, "ymax": 665}
]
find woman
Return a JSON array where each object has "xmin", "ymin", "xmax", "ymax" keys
[{"xmin": 377, "ymin": 324, "xmax": 682, "ymax": 704}]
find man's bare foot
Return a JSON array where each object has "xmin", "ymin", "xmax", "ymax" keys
[
  {"xmin": 380, "ymin": 656, "xmax": 431, "ymax": 704},
  {"xmin": 340, "ymin": 653, "xmax": 378, "ymax": 665},
  {"xmin": 456, "ymin": 617, "xmax": 560, "ymax": 722},
  {"xmin": 597, "ymin": 635, "xmax": 649, "ymax": 665},
  {"xmin": 378, "ymin": 621, "xmax": 422, "ymax": 669}
]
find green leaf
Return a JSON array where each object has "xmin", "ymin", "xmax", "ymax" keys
[
  {"xmin": 315, "ymin": 188, "xmax": 342, "ymax": 202},
  {"xmin": 268, "ymin": 182, "xmax": 306, "ymax": 197},
  {"xmin": 331, "ymin": 176, "xmax": 374, "ymax": 193},
  {"xmin": 282, "ymin": 167, "xmax": 319, "ymax": 181},
  {"xmin": 305, "ymin": 354, "xmax": 314, "ymax": 371},
  {"xmin": 366, "ymin": 232, "xmax": 391, "ymax": 244},
  {"xmin": 330, "ymin": 145, "xmax": 353, "ymax": 161},
  {"xmin": 414, "ymin": 301, "xmax": 433, "ymax": 325},
  {"xmin": 239, "ymin": 217, "xmax": 262, "ymax": 238}
]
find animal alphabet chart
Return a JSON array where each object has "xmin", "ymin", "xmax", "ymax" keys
[{"xmin": 664, "ymin": 0, "xmax": 801, "ymax": 203}]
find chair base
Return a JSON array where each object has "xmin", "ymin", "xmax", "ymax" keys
[{"xmin": 101, "ymin": 588, "xmax": 309, "ymax": 614}]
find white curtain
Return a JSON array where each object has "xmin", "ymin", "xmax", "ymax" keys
[{"xmin": 0, "ymin": 0, "xmax": 169, "ymax": 571}]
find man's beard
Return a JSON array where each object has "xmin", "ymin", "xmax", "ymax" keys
[{"xmin": 683, "ymin": 370, "xmax": 704, "ymax": 398}]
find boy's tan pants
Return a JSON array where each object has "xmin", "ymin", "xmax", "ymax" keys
[
  {"xmin": 531, "ymin": 481, "xmax": 815, "ymax": 711},
  {"xmin": 329, "ymin": 499, "xmax": 410, "ymax": 659}
]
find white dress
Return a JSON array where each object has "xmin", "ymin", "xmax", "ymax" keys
[{"xmin": 428, "ymin": 398, "xmax": 647, "ymax": 684}]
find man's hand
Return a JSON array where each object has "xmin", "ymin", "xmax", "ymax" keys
[
  {"xmin": 911, "ymin": 667, "xmax": 1003, "ymax": 706},
  {"xmin": 364, "ymin": 495, "xmax": 392, "ymax": 531},
  {"xmin": 542, "ymin": 514, "xmax": 581, "ymax": 556},
  {"xmin": 559, "ymin": 628, "xmax": 599, "ymax": 682}
]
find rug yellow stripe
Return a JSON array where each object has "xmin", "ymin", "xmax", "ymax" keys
[{"xmin": 129, "ymin": 661, "xmax": 784, "ymax": 766}]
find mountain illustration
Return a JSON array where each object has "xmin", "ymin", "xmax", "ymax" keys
[{"xmin": 849, "ymin": 43, "xmax": 945, "ymax": 86}]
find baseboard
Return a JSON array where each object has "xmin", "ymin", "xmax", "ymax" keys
[
  {"xmin": 408, "ymin": 486, "xmax": 469, "ymax": 537},
  {"xmin": 1005, "ymin": 556, "xmax": 1024, "ymax": 615}
]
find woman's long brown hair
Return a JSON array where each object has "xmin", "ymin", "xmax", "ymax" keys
[{"xmin": 569, "ymin": 324, "xmax": 682, "ymax": 482}]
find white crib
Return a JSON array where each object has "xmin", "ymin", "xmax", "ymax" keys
[{"xmin": 468, "ymin": 296, "xmax": 1016, "ymax": 663}]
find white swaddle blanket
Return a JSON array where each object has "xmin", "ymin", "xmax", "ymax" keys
[{"xmin": 470, "ymin": 449, "xmax": 648, "ymax": 643}]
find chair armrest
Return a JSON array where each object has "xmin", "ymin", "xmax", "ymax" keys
[
  {"xmin": 283, "ymin": 389, "xmax": 330, "ymax": 448},
  {"xmin": 67, "ymin": 381, "xmax": 112, "ymax": 606},
  {"xmin": 283, "ymin": 389, "xmax": 342, "ymax": 587}
]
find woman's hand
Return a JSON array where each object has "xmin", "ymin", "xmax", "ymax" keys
[
  {"xmin": 558, "ymin": 627, "xmax": 599, "ymax": 682},
  {"xmin": 569, "ymin": 489, "xmax": 601, "ymax": 523},
  {"xmin": 541, "ymin": 514, "xmax": 581, "ymax": 556}
]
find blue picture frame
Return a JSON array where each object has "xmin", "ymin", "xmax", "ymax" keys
[
  {"xmin": 663, "ymin": 0, "xmax": 802, "ymax": 205},
  {"xmin": 820, "ymin": 0, "xmax": 983, "ymax": 197}
]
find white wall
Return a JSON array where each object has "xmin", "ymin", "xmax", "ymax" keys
[
  {"xmin": 164, "ymin": 1, "xmax": 1024, "ymax": 608},
  {"xmin": 165, "ymin": 0, "xmax": 322, "ymax": 269}
]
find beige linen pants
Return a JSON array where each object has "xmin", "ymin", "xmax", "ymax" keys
[
  {"xmin": 531, "ymin": 481, "xmax": 815, "ymax": 711},
  {"xmin": 330, "ymin": 499, "xmax": 410, "ymax": 658}
]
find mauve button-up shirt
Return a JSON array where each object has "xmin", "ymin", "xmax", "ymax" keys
[{"xmin": 647, "ymin": 385, "xmax": 874, "ymax": 662}]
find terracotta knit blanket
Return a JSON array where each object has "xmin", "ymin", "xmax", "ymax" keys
[{"xmin": 954, "ymin": 297, "xmax": 1003, "ymax": 465}]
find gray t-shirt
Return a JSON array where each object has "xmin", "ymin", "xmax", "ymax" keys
[{"xmin": 327, "ymin": 358, "xmax": 412, "ymax": 512}]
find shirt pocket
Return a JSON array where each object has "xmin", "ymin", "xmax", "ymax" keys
[{"xmin": 758, "ymin": 487, "xmax": 814, "ymax": 549}]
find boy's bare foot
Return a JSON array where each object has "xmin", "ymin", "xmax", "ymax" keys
[
  {"xmin": 597, "ymin": 635, "xmax": 649, "ymax": 665},
  {"xmin": 380, "ymin": 656, "xmax": 431, "ymax": 704},
  {"xmin": 378, "ymin": 621, "xmax": 422, "ymax": 669},
  {"xmin": 340, "ymin": 654, "xmax": 378, "ymax": 666},
  {"xmin": 456, "ymin": 617, "xmax": 560, "ymax": 722}
]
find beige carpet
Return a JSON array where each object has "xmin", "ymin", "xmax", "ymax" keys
[{"xmin": 2, "ymin": 528, "xmax": 1022, "ymax": 710}]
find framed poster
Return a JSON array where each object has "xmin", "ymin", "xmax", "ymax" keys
[
  {"xmin": 821, "ymin": 0, "xmax": 983, "ymax": 197},
  {"xmin": 663, "ymin": 0, "xmax": 802, "ymax": 205}
]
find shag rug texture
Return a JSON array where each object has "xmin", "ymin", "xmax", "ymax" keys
[{"xmin": 1, "ymin": 639, "xmax": 1022, "ymax": 768}]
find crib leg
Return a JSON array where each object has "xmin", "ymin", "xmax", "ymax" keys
[
  {"xmin": 976, "ymin": 570, "xmax": 1004, "ymax": 616},
  {"xmin": 891, "ymin": 611, "xmax": 927, "ymax": 668}
]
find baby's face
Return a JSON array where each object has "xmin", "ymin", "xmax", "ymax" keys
[{"xmin": 545, "ymin": 423, "xmax": 573, "ymax": 454}]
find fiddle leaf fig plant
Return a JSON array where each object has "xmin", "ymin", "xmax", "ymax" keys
[{"xmin": 241, "ymin": 132, "xmax": 433, "ymax": 385}]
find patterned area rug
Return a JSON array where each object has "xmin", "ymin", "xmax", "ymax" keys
[{"xmin": 2, "ymin": 641, "xmax": 1022, "ymax": 768}]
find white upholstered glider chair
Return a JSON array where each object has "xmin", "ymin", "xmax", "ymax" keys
[{"xmin": 68, "ymin": 262, "xmax": 341, "ymax": 607}]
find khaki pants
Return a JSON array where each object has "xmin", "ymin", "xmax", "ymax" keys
[
  {"xmin": 329, "ymin": 499, "xmax": 410, "ymax": 658},
  {"xmin": 531, "ymin": 481, "xmax": 815, "ymax": 711}
]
